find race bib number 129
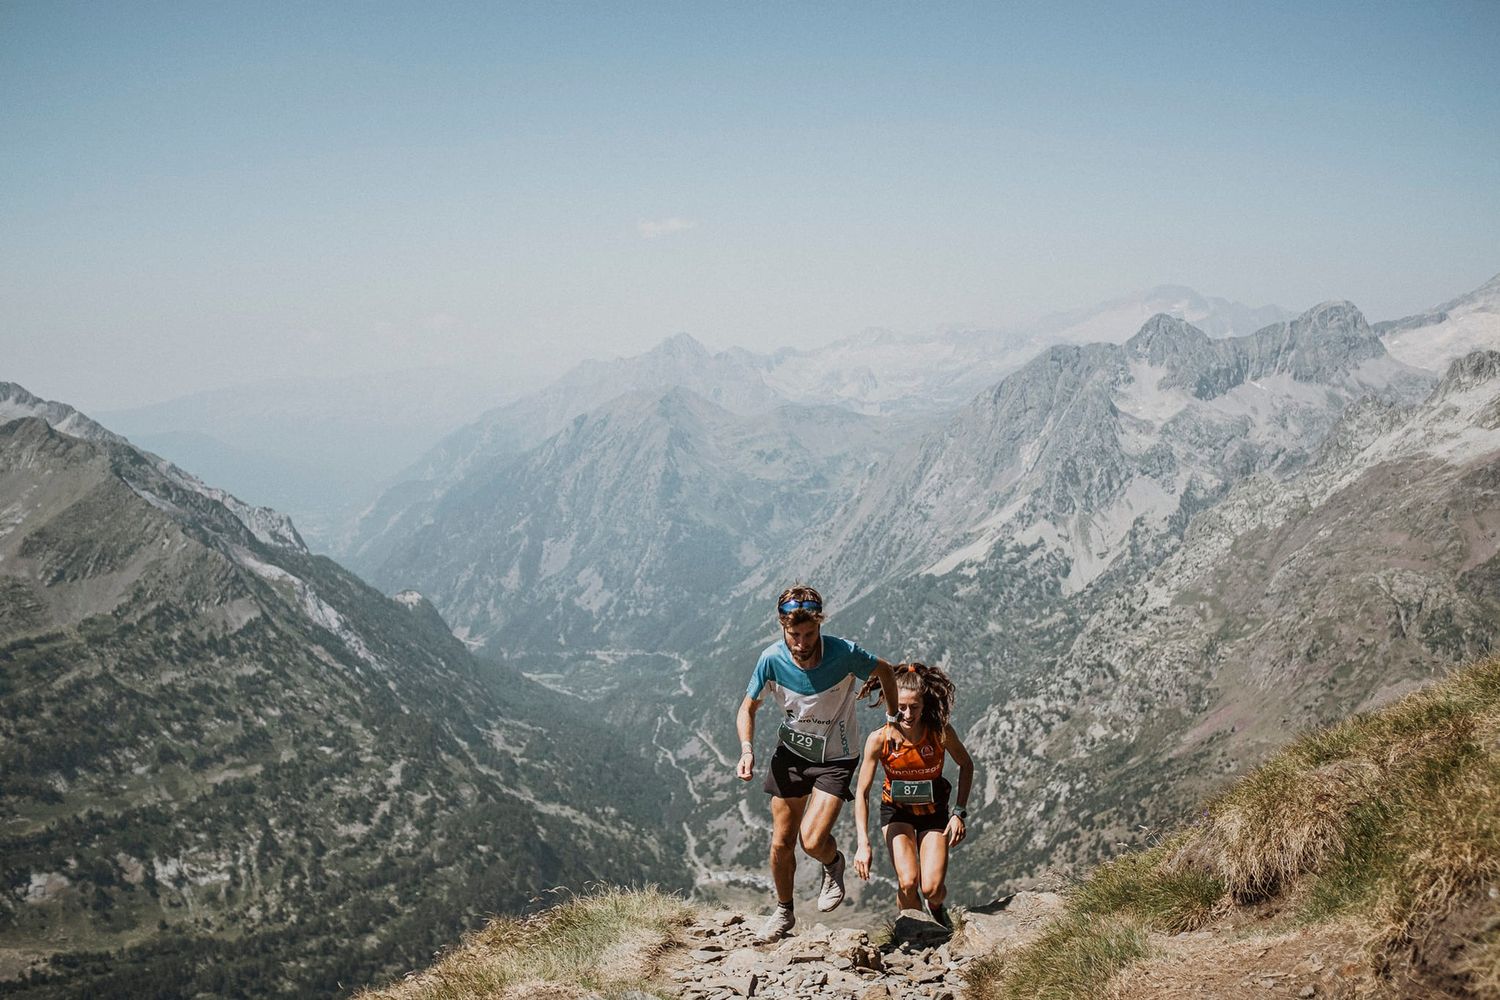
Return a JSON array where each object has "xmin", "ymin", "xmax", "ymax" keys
[{"xmin": 779, "ymin": 723, "xmax": 827, "ymax": 763}]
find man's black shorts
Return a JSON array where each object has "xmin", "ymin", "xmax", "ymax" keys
[{"xmin": 763, "ymin": 747, "xmax": 857, "ymax": 801}]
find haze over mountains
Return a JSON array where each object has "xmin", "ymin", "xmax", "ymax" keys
[
  {"xmin": 103, "ymin": 287, "xmax": 1289, "ymax": 554},
  {"xmin": 4, "ymin": 272, "xmax": 1499, "ymax": 997}
]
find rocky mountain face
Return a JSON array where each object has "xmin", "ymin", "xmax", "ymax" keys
[
  {"xmin": 798, "ymin": 302, "xmax": 1432, "ymax": 599},
  {"xmin": 0, "ymin": 390, "xmax": 691, "ymax": 997},
  {"xmin": 956, "ymin": 349, "xmax": 1500, "ymax": 875},
  {"xmin": 340, "ymin": 334, "xmax": 794, "ymax": 571},
  {"xmin": 364, "ymin": 388, "xmax": 889, "ymax": 656}
]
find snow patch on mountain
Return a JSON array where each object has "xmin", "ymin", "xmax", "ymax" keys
[{"xmin": 1379, "ymin": 272, "xmax": 1500, "ymax": 373}]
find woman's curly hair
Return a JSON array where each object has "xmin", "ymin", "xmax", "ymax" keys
[{"xmin": 895, "ymin": 661, "xmax": 955, "ymax": 733}]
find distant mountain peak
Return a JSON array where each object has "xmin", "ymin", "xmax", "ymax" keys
[
  {"xmin": 1294, "ymin": 300, "xmax": 1372, "ymax": 337},
  {"xmin": 1124, "ymin": 313, "xmax": 1210, "ymax": 362},
  {"xmin": 652, "ymin": 331, "xmax": 711, "ymax": 358}
]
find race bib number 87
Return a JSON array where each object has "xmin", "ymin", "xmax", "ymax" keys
[
  {"xmin": 890, "ymin": 779, "xmax": 935, "ymax": 804},
  {"xmin": 779, "ymin": 723, "xmax": 827, "ymax": 763}
]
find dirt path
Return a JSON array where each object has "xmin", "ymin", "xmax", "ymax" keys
[
  {"xmin": 657, "ymin": 892, "xmax": 1064, "ymax": 1000},
  {"xmin": 1103, "ymin": 917, "xmax": 1386, "ymax": 1000}
]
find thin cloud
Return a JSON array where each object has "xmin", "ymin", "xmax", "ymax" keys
[{"xmin": 638, "ymin": 217, "xmax": 698, "ymax": 239}]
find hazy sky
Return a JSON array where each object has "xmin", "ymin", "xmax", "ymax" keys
[{"xmin": 4, "ymin": 0, "xmax": 1498, "ymax": 410}]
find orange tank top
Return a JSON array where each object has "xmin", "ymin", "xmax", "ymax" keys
[{"xmin": 879, "ymin": 726, "xmax": 946, "ymax": 814}]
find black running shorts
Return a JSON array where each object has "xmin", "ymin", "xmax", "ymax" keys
[
  {"xmin": 763, "ymin": 747, "xmax": 857, "ymax": 801},
  {"xmin": 880, "ymin": 775, "xmax": 952, "ymax": 832},
  {"xmin": 880, "ymin": 800, "xmax": 951, "ymax": 833}
]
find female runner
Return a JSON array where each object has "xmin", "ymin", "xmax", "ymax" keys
[{"xmin": 852, "ymin": 662, "xmax": 974, "ymax": 928}]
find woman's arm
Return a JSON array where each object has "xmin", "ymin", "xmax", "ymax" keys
[{"xmin": 942, "ymin": 722, "xmax": 975, "ymax": 847}]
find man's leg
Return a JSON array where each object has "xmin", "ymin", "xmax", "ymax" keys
[
  {"xmin": 800, "ymin": 789, "xmax": 848, "ymax": 912},
  {"xmin": 796, "ymin": 788, "xmax": 844, "ymax": 864},
  {"xmin": 769, "ymin": 794, "xmax": 808, "ymax": 904},
  {"xmin": 758, "ymin": 794, "xmax": 808, "ymax": 942}
]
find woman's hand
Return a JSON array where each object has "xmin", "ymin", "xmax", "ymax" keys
[
  {"xmin": 945, "ymin": 814, "xmax": 966, "ymax": 847},
  {"xmin": 853, "ymin": 843, "xmax": 873, "ymax": 880}
]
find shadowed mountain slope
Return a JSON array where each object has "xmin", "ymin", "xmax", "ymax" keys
[{"xmin": 0, "ymin": 391, "xmax": 690, "ymax": 998}]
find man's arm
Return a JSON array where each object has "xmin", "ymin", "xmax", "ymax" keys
[
  {"xmin": 857, "ymin": 659, "xmax": 901, "ymax": 719},
  {"xmin": 736, "ymin": 696, "xmax": 760, "ymax": 781},
  {"xmin": 872, "ymin": 659, "xmax": 899, "ymax": 717}
]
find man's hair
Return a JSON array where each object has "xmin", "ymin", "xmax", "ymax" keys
[
  {"xmin": 895, "ymin": 662, "xmax": 956, "ymax": 732},
  {"xmin": 776, "ymin": 585, "xmax": 824, "ymax": 628}
]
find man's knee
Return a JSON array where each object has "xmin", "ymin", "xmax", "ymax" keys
[
  {"xmin": 922, "ymin": 879, "xmax": 945, "ymax": 902},
  {"xmin": 897, "ymin": 874, "xmax": 921, "ymax": 896},
  {"xmin": 798, "ymin": 830, "xmax": 830, "ymax": 856}
]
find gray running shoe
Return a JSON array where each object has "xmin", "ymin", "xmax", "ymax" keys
[
  {"xmin": 817, "ymin": 851, "xmax": 847, "ymax": 912},
  {"xmin": 756, "ymin": 905, "xmax": 795, "ymax": 942}
]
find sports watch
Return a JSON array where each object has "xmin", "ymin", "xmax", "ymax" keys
[{"xmin": 952, "ymin": 805, "xmax": 968, "ymax": 819}]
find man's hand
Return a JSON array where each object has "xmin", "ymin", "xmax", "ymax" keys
[
  {"xmin": 945, "ymin": 814, "xmax": 966, "ymax": 847},
  {"xmin": 853, "ymin": 843, "xmax": 873, "ymax": 880},
  {"xmin": 737, "ymin": 750, "xmax": 754, "ymax": 781}
]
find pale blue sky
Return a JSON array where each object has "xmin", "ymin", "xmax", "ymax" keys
[{"xmin": 3, "ymin": 1, "xmax": 1498, "ymax": 409}]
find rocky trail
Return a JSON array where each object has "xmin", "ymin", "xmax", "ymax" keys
[{"xmin": 660, "ymin": 892, "xmax": 1063, "ymax": 1000}]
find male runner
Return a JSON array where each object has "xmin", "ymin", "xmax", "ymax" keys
[{"xmin": 736, "ymin": 585, "xmax": 899, "ymax": 942}]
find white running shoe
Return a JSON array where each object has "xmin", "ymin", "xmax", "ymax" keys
[
  {"xmin": 817, "ymin": 851, "xmax": 846, "ymax": 912},
  {"xmin": 756, "ymin": 905, "xmax": 795, "ymax": 942}
]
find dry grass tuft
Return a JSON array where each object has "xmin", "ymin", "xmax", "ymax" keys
[
  {"xmin": 1197, "ymin": 754, "xmax": 1381, "ymax": 902},
  {"xmin": 961, "ymin": 911, "xmax": 1153, "ymax": 1000},
  {"xmin": 1372, "ymin": 757, "xmax": 1500, "ymax": 984},
  {"xmin": 354, "ymin": 885, "xmax": 693, "ymax": 1000}
]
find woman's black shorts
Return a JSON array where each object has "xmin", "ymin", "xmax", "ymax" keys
[
  {"xmin": 763, "ymin": 747, "xmax": 857, "ymax": 801},
  {"xmin": 880, "ymin": 800, "xmax": 951, "ymax": 833},
  {"xmin": 880, "ymin": 777, "xmax": 953, "ymax": 832}
]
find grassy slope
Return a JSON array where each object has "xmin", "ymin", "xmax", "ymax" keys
[
  {"xmin": 963, "ymin": 655, "xmax": 1500, "ymax": 999},
  {"xmin": 354, "ymin": 886, "xmax": 693, "ymax": 1000}
]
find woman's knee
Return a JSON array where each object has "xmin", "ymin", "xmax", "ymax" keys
[{"xmin": 922, "ymin": 879, "xmax": 946, "ymax": 903}]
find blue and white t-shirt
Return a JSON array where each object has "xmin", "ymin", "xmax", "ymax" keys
[{"xmin": 746, "ymin": 634, "xmax": 879, "ymax": 762}]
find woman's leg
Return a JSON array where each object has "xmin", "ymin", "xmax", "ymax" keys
[
  {"xmin": 917, "ymin": 826, "xmax": 950, "ymax": 909},
  {"xmin": 883, "ymin": 823, "xmax": 921, "ymax": 911}
]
